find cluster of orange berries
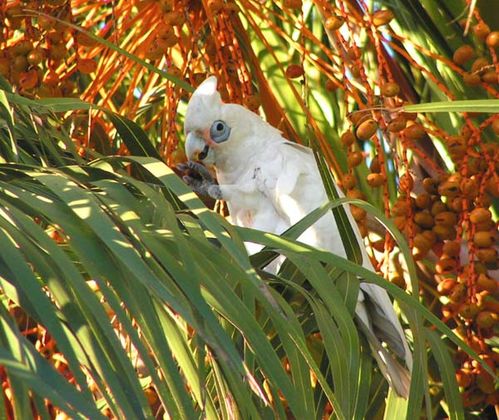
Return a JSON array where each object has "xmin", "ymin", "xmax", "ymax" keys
[
  {"xmin": 145, "ymin": 0, "xmax": 184, "ymax": 60},
  {"xmin": 340, "ymin": 108, "xmax": 498, "ymax": 406},
  {"xmin": 284, "ymin": 7, "xmax": 395, "ymax": 81},
  {"xmin": 453, "ymin": 22, "xmax": 499, "ymax": 86},
  {"xmin": 288, "ymin": 6, "xmax": 499, "ymax": 406},
  {"xmin": 0, "ymin": 1, "xmax": 99, "ymax": 97},
  {"xmin": 448, "ymin": 21, "xmax": 499, "ymax": 407}
]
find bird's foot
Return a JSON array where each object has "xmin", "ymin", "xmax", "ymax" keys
[{"xmin": 177, "ymin": 161, "xmax": 223, "ymax": 200}]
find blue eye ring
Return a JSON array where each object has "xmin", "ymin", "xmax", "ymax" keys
[{"xmin": 210, "ymin": 120, "xmax": 231, "ymax": 143}]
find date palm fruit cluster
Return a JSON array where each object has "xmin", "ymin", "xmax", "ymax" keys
[
  {"xmin": 0, "ymin": 1, "xmax": 96, "ymax": 97},
  {"xmin": 453, "ymin": 22, "xmax": 499, "ymax": 86},
  {"xmin": 292, "ymin": 4, "xmax": 499, "ymax": 406},
  {"xmin": 295, "ymin": 3, "xmax": 499, "ymax": 407},
  {"xmin": 340, "ymin": 105, "xmax": 498, "ymax": 408}
]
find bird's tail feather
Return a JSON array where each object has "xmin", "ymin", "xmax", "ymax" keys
[
  {"xmin": 359, "ymin": 282, "xmax": 413, "ymax": 370},
  {"xmin": 356, "ymin": 315, "xmax": 411, "ymax": 398},
  {"xmin": 361, "ymin": 287, "xmax": 413, "ymax": 369}
]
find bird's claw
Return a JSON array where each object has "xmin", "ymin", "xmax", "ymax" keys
[
  {"xmin": 176, "ymin": 162, "xmax": 189, "ymax": 172},
  {"xmin": 177, "ymin": 161, "xmax": 214, "ymax": 182},
  {"xmin": 178, "ymin": 161, "xmax": 221, "ymax": 199}
]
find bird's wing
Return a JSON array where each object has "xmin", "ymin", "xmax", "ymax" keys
[
  {"xmin": 257, "ymin": 141, "xmax": 328, "ymax": 219},
  {"xmin": 255, "ymin": 140, "xmax": 349, "ymax": 256},
  {"xmin": 255, "ymin": 140, "xmax": 412, "ymax": 371}
]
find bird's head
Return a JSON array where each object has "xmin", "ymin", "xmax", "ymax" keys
[
  {"xmin": 184, "ymin": 76, "xmax": 280, "ymax": 168},
  {"xmin": 184, "ymin": 76, "xmax": 225, "ymax": 166}
]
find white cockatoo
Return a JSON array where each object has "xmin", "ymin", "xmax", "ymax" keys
[{"xmin": 180, "ymin": 76, "xmax": 412, "ymax": 397}]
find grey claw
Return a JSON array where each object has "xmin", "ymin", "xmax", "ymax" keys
[
  {"xmin": 180, "ymin": 161, "xmax": 220, "ymax": 198},
  {"xmin": 185, "ymin": 161, "xmax": 214, "ymax": 182}
]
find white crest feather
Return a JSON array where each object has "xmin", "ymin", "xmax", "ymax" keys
[
  {"xmin": 184, "ymin": 76, "xmax": 223, "ymax": 135},
  {"xmin": 193, "ymin": 76, "xmax": 218, "ymax": 97}
]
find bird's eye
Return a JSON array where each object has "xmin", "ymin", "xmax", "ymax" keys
[{"xmin": 210, "ymin": 120, "xmax": 231, "ymax": 143}]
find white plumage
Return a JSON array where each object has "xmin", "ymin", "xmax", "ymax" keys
[{"xmin": 182, "ymin": 76, "xmax": 412, "ymax": 397}]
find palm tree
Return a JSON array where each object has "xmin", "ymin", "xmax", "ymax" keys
[{"xmin": 0, "ymin": 0, "xmax": 497, "ymax": 418}]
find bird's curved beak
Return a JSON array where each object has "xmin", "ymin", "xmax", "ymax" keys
[{"xmin": 185, "ymin": 132, "xmax": 210, "ymax": 161}]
